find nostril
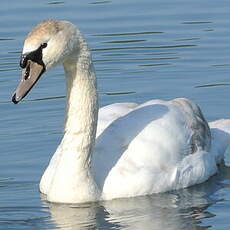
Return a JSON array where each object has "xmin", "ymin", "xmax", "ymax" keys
[{"xmin": 24, "ymin": 65, "xmax": 30, "ymax": 80}]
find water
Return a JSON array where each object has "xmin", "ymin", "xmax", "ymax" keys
[{"xmin": 0, "ymin": 0, "xmax": 230, "ymax": 229}]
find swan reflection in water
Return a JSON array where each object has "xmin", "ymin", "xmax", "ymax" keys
[{"xmin": 44, "ymin": 166, "xmax": 230, "ymax": 230}]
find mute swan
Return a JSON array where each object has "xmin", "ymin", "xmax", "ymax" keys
[{"xmin": 12, "ymin": 19, "xmax": 230, "ymax": 203}]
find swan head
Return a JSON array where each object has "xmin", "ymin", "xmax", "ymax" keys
[{"xmin": 12, "ymin": 19, "xmax": 78, "ymax": 104}]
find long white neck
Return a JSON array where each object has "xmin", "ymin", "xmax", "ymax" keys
[
  {"xmin": 46, "ymin": 35, "xmax": 100, "ymax": 203},
  {"xmin": 63, "ymin": 38, "xmax": 98, "ymax": 167}
]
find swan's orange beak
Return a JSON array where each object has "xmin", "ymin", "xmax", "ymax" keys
[{"xmin": 12, "ymin": 59, "xmax": 45, "ymax": 104}]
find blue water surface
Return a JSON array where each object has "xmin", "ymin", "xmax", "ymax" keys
[{"xmin": 0, "ymin": 0, "xmax": 230, "ymax": 229}]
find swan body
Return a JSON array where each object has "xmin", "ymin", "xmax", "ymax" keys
[{"xmin": 12, "ymin": 20, "xmax": 230, "ymax": 203}]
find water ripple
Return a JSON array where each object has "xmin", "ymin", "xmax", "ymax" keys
[
  {"xmin": 181, "ymin": 21, "xmax": 212, "ymax": 25},
  {"xmin": 195, "ymin": 83, "xmax": 230, "ymax": 88},
  {"xmin": 92, "ymin": 31, "xmax": 163, "ymax": 37},
  {"xmin": 92, "ymin": 44, "xmax": 196, "ymax": 52},
  {"xmin": 47, "ymin": 1, "xmax": 65, "ymax": 5},
  {"xmin": 103, "ymin": 39, "xmax": 146, "ymax": 44}
]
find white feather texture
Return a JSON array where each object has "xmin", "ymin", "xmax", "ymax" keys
[
  {"xmin": 22, "ymin": 20, "xmax": 230, "ymax": 203},
  {"xmin": 209, "ymin": 119, "xmax": 230, "ymax": 166}
]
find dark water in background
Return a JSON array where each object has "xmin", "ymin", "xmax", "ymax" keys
[{"xmin": 0, "ymin": 0, "xmax": 230, "ymax": 229}]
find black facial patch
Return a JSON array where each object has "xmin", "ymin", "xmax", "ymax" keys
[{"xmin": 20, "ymin": 44, "xmax": 46, "ymax": 69}]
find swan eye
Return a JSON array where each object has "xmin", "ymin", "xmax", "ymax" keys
[
  {"xmin": 20, "ymin": 54, "xmax": 28, "ymax": 68},
  {"xmin": 41, "ymin": 43, "xmax": 47, "ymax": 49}
]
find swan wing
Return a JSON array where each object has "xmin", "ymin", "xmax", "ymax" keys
[
  {"xmin": 93, "ymin": 98, "xmax": 215, "ymax": 199},
  {"xmin": 97, "ymin": 102, "xmax": 138, "ymax": 137}
]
